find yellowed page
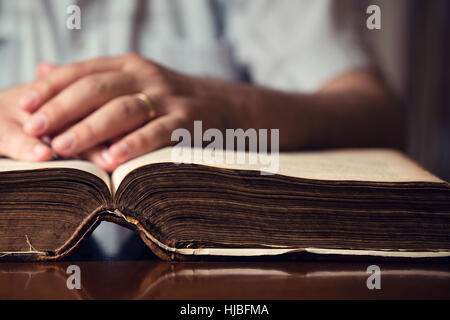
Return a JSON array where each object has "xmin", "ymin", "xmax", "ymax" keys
[
  {"xmin": 112, "ymin": 147, "xmax": 443, "ymax": 192},
  {"xmin": 0, "ymin": 159, "xmax": 110, "ymax": 191}
]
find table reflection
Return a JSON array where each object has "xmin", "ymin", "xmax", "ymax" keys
[{"xmin": 1, "ymin": 260, "xmax": 449, "ymax": 299}]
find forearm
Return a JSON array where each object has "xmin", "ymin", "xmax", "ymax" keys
[
  {"xmin": 297, "ymin": 89, "xmax": 404, "ymax": 150},
  {"xmin": 201, "ymin": 71, "xmax": 404, "ymax": 151}
]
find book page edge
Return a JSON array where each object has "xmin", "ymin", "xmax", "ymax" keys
[
  {"xmin": 112, "ymin": 210, "xmax": 450, "ymax": 259},
  {"xmin": 0, "ymin": 159, "xmax": 111, "ymax": 192}
]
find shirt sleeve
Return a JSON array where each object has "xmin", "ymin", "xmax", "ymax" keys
[{"xmin": 223, "ymin": 0, "xmax": 372, "ymax": 93}]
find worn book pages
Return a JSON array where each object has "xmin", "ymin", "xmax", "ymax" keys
[
  {"xmin": 111, "ymin": 208, "xmax": 450, "ymax": 258},
  {"xmin": 0, "ymin": 159, "xmax": 111, "ymax": 190},
  {"xmin": 111, "ymin": 147, "xmax": 443, "ymax": 192},
  {"xmin": 0, "ymin": 148, "xmax": 444, "ymax": 196}
]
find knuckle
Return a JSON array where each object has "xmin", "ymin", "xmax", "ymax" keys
[
  {"xmin": 42, "ymin": 99, "xmax": 62, "ymax": 121},
  {"xmin": 139, "ymin": 61, "xmax": 162, "ymax": 77},
  {"xmin": 173, "ymin": 100, "xmax": 195, "ymax": 117},
  {"xmin": 124, "ymin": 53, "xmax": 145, "ymax": 66},
  {"xmin": 35, "ymin": 78, "xmax": 54, "ymax": 97},
  {"xmin": 116, "ymin": 98, "xmax": 137, "ymax": 118},
  {"xmin": 153, "ymin": 121, "xmax": 171, "ymax": 137},
  {"xmin": 176, "ymin": 98, "xmax": 192, "ymax": 109},
  {"xmin": 171, "ymin": 115, "xmax": 189, "ymax": 129},
  {"xmin": 149, "ymin": 62, "xmax": 164, "ymax": 74},
  {"xmin": 122, "ymin": 53, "xmax": 146, "ymax": 72},
  {"xmin": 67, "ymin": 63, "xmax": 85, "ymax": 78},
  {"xmin": 131, "ymin": 132, "xmax": 149, "ymax": 150},
  {"xmin": 80, "ymin": 75, "xmax": 106, "ymax": 92},
  {"xmin": 156, "ymin": 75, "xmax": 175, "ymax": 95},
  {"xmin": 80, "ymin": 121, "xmax": 96, "ymax": 141}
]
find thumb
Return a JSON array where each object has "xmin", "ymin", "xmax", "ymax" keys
[{"xmin": 37, "ymin": 62, "xmax": 59, "ymax": 79}]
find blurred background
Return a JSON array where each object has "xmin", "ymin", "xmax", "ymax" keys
[
  {"xmin": 1, "ymin": 0, "xmax": 448, "ymax": 180},
  {"xmin": 360, "ymin": 0, "xmax": 449, "ymax": 180}
]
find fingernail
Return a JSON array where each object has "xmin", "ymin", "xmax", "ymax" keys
[
  {"xmin": 110, "ymin": 142, "xmax": 129, "ymax": 159},
  {"xmin": 24, "ymin": 113, "xmax": 48, "ymax": 134},
  {"xmin": 19, "ymin": 90, "xmax": 39, "ymax": 110},
  {"xmin": 52, "ymin": 132, "xmax": 75, "ymax": 152},
  {"xmin": 32, "ymin": 144, "xmax": 50, "ymax": 160},
  {"xmin": 100, "ymin": 149, "xmax": 115, "ymax": 165}
]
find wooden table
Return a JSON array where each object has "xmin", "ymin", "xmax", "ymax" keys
[
  {"xmin": 1, "ymin": 259, "xmax": 449, "ymax": 299},
  {"xmin": 1, "ymin": 234, "xmax": 448, "ymax": 300}
]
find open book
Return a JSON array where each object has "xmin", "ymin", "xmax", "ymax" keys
[{"xmin": 0, "ymin": 147, "xmax": 449, "ymax": 261}]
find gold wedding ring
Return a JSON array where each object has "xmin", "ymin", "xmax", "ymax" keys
[{"xmin": 136, "ymin": 93, "xmax": 156, "ymax": 120}]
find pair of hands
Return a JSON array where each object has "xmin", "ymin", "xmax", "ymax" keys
[{"xmin": 0, "ymin": 54, "xmax": 233, "ymax": 171}]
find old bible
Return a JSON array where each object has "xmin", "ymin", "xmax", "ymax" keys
[{"xmin": 0, "ymin": 148, "xmax": 449, "ymax": 261}]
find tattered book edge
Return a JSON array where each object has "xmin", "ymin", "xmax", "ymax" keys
[
  {"xmin": 112, "ymin": 209, "xmax": 450, "ymax": 259},
  {"xmin": 1, "ymin": 208, "xmax": 449, "ymax": 261}
]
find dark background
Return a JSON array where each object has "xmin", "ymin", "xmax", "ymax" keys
[{"xmin": 361, "ymin": 0, "xmax": 449, "ymax": 180}]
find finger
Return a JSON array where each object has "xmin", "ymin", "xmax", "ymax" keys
[
  {"xmin": 50, "ymin": 93, "xmax": 164, "ymax": 157},
  {"xmin": 82, "ymin": 134, "xmax": 128, "ymax": 172},
  {"xmin": 108, "ymin": 115, "xmax": 182, "ymax": 164},
  {"xmin": 23, "ymin": 71, "xmax": 140, "ymax": 137},
  {"xmin": 19, "ymin": 55, "xmax": 126, "ymax": 112},
  {"xmin": 80, "ymin": 145, "xmax": 120, "ymax": 172},
  {"xmin": 37, "ymin": 62, "xmax": 59, "ymax": 79},
  {"xmin": 0, "ymin": 120, "xmax": 52, "ymax": 161}
]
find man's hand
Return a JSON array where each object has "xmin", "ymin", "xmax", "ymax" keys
[
  {"xmin": 18, "ymin": 54, "xmax": 403, "ymax": 172},
  {"xmin": 0, "ymin": 85, "xmax": 53, "ymax": 161},
  {"xmin": 19, "ymin": 54, "xmax": 234, "ymax": 171}
]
